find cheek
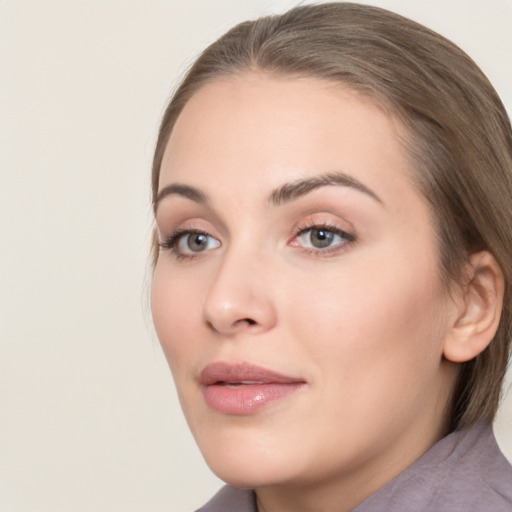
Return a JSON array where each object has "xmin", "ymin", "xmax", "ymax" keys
[
  {"xmin": 283, "ymin": 260, "xmax": 450, "ymax": 462},
  {"xmin": 151, "ymin": 263, "xmax": 202, "ymax": 375},
  {"xmin": 287, "ymin": 250, "xmax": 448, "ymax": 384}
]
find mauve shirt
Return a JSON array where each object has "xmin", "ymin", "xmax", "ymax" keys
[{"xmin": 195, "ymin": 422, "xmax": 512, "ymax": 511}]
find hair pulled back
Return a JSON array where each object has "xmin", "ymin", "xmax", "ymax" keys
[{"xmin": 152, "ymin": 2, "xmax": 512, "ymax": 431}]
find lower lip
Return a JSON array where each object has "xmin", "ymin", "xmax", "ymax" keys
[{"xmin": 203, "ymin": 382, "xmax": 304, "ymax": 415}]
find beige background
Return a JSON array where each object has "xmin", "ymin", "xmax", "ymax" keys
[{"xmin": 1, "ymin": 1, "xmax": 511, "ymax": 511}]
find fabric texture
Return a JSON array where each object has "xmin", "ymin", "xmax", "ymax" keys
[
  {"xmin": 195, "ymin": 422, "xmax": 512, "ymax": 511},
  {"xmin": 195, "ymin": 485, "xmax": 256, "ymax": 512}
]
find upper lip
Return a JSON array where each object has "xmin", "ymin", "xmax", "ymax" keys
[{"xmin": 200, "ymin": 361, "xmax": 304, "ymax": 386}]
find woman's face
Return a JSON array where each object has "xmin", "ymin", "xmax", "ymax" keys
[{"xmin": 152, "ymin": 74, "xmax": 459, "ymax": 497}]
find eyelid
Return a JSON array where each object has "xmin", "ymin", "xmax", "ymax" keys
[
  {"xmin": 159, "ymin": 226, "xmax": 221, "ymax": 259},
  {"xmin": 157, "ymin": 217, "xmax": 218, "ymax": 246},
  {"xmin": 289, "ymin": 218, "xmax": 356, "ymax": 256},
  {"xmin": 295, "ymin": 224, "xmax": 354, "ymax": 244},
  {"xmin": 291, "ymin": 212, "xmax": 354, "ymax": 238}
]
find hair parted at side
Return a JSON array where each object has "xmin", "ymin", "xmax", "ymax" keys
[{"xmin": 151, "ymin": 2, "xmax": 512, "ymax": 431}]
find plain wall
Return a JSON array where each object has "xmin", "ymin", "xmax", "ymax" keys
[{"xmin": 1, "ymin": 1, "xmax": 511, "ymax": 511}]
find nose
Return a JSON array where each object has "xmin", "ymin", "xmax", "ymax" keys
[{"xmin": 203, "ymin": 248, "xmax": 277, "ymax": 336}]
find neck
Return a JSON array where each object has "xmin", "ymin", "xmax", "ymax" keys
[
  {"xmin": 255, "ymin": 415, "xmax": 450, "ymax": 512},
  {"xmin": 254, "ymin": 361, "xmax": 458, "ymax": 512}
]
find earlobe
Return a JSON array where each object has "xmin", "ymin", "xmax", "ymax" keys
[{"xmin": 443, "ymin": 251, "xmax": 504, "ymax": 363}]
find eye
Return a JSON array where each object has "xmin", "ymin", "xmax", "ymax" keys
[
  {"xmin": 296, "ymin": 225, "xmax": 354, "ymax": 251},
  {"xmin": 160, "ymin": 229, "xmax": 221, "ymax": 257}
]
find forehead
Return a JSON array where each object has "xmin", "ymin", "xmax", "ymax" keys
[{"xmin": 159, "ymin": 73, "xmax": 416, "ymax": 206}]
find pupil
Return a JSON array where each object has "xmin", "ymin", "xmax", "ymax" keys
[
  {"xmin": 188, "ymin": 233, "xmax": 207, "ymax": 252},
  {"xmin": 311, "ymin": 229, "xmax": 333, "ymax": 248}
]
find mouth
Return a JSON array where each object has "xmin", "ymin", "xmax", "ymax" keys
[{"xmin": 200, "ymin": 361, "xmax": 306, "ymax": 415}]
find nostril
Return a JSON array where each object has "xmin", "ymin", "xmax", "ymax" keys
[
  {"xmin": 234, "ymin": 318, "xmax": 258, "ymax": 325},
  {"xmin": 206, "ymin": 317, "xmax": 258, "ymax": 333},
  {"xmin": 236, "ymin": 318, "xmax": 257, "ymax": 327}
]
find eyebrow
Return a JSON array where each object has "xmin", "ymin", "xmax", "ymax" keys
[
  {"xmin": 154, "ymin": 183, "xmax": 209, "ymax": 213},
  {"xmin": 154, "ymin": 170, "xmax": 383, "ymax": 213},
  {"xmin": 269, "ymin": 171, "xmax": 383, "ymax": 206}
]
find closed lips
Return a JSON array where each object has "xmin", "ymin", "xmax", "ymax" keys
[
  {"xmin": 200, "ymin": 362, "xmax": 306, "ymax": 415},
  {"xmin": 200, "ymin": 361, "xmax": 304, "ymax": 386}
]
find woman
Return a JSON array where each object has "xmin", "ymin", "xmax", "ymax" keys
[{"xmin": 150, "ymin": 3, "xmax": 512, "ymax": 511}]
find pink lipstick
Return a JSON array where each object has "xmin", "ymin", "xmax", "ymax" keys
[{"xmin": 200, "ymin": 362, "xmax": 305, "ymax": 415}]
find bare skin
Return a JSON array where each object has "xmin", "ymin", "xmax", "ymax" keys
[{"xmin": 152, "ymin": 74, "xmax": 502, "ymax": 512}]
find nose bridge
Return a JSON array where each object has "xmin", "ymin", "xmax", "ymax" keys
[{"xmin": 203, "ymin": 238, "xmax": 277, "ymax": 335}]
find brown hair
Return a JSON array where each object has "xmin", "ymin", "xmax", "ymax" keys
[{"xmin": 151, "ymin": 2, "xmax": 512, "ymax": 430}]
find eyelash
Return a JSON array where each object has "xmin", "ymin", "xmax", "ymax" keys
[
  {"xmin": 294, "ymin": 222, "xmax": 355, "ymax": 256},
  {"xmin": 159, "ymin": 228, "xmax": 218, "ymax": 261},
  {"xmin": 159, "ymin": 223, "xmax": 355, "ymax": 260}
]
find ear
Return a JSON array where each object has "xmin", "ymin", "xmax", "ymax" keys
[{"xmin": 443, "ymin": 251, "xmax": 504, "ymax": 363}]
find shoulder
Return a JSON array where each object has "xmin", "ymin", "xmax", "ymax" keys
[
  {"xmin": 194, "ymin": 425, "xmax": 512, "ymax": 512},
  {"xmin": 195, "ymin": 485, "xmax": 256, "ymax": 512},
  {"xmin": 429, "ymin": 423, "xmax": 512, "ymax": 511},
  {"xmin": 354, "ymin": 422, "xmax": 512, "ymax": 512}
]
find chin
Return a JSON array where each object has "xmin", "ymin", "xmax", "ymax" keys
[
  {"xmin": 206, "ymin": 456, "xmax": 296, "ymax": 490},
  {"xmin": 194, "ymin": 427, "xmax": 306, "ymax": 489}
]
